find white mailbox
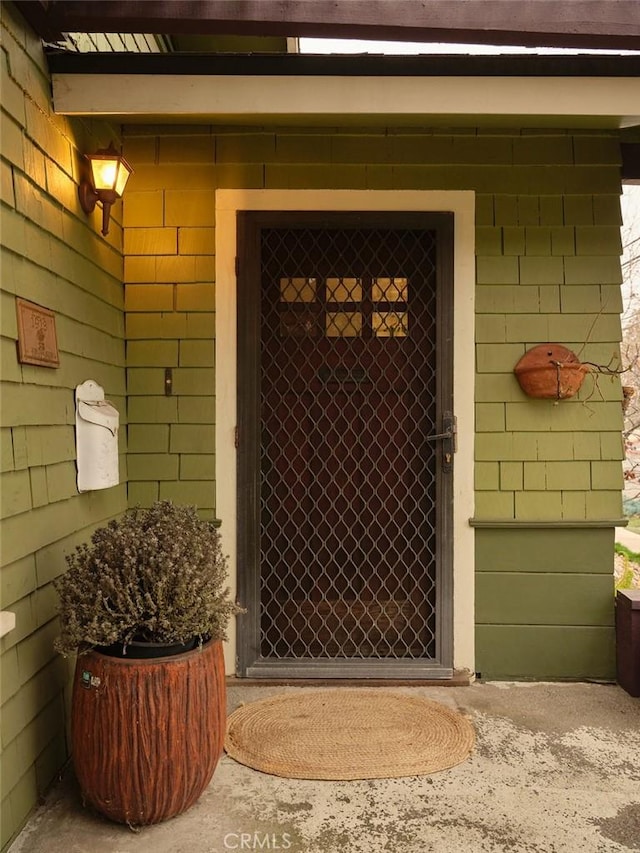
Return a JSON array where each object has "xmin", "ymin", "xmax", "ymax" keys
[{"xmin": 75, "ymin": 380, "xmax": 120, "ymax": 492}]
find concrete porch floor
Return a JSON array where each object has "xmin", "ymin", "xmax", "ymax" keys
[{"xmin": 7, "ymin": 682, "xmax": 640, "ymax": 853}]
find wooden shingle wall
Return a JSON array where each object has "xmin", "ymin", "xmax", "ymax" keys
[
  {"xmin": 123, "ymin": 125, "xmax": 624, "ymax": 518},
  {"xmin": 123, "ymin": 124, "xmax": 624, "ymax": 678},
  {"xmin": 0, "ymin": 4, "xmax": 128, "ymax": 847}
]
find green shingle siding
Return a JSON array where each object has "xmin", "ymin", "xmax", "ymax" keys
[
  {"xmin": 3, "ymin": 72, "xmax": 624, "ymax": 834},
  {"xmin": 127, "ymin": 424, "xmax": 170, "ymax": 453},
  {"xmin": 158, "ymin": 480, "xmax": 216, "ymax": 508},
  {"xmin": 475, "ymin": 461, "xmax": 500, "ymax": 491},
  {"xmin": 126, "ymin": 340, "xmax": 179, "ymax": 366},
  {"xmin": 1, "ymin": 4, "xmax": 128, "ymax": 846},
  {"xmin": 132, "ymin": 130, "xmax": 636, "ymax": 528},
  {"xmin": 127, "ymin": 453, "xmax": 179, "ymax": 481},
  {"xmin": 179, "ymin": 340, "xmax": 215, "ymax": 367},
  {"xmin": 178, "ymin": 396, "xmax": 216, "ymax": 424}
]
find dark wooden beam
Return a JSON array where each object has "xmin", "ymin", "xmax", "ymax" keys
[
  {"xmin": 14, "ymin": 1, "xmax": 640, "ymax": 49},
  {"xmin": 622, "ymin": 144, "xmax": 640, "ymax": 182},
  {"xmin": 45, "ymin": 50, "xmax": 640, "ymax": 79}
]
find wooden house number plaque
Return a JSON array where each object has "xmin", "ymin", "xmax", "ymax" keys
[{"xmin": 16, "ymin": 298, "xmax": 60, "ymax": 368}]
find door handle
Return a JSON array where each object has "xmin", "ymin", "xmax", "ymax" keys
[
  {"xmin": 427, "ymin": 413, "xmax": 456, "ymax": 472},
  {"xmin": 426, "ymin": 430, "xmax": 454, "ymax": 442}
]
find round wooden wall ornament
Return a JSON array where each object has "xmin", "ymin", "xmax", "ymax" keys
[{"xmin": 514, "ymin": 344, "xmax": 589, "ymax": 400}]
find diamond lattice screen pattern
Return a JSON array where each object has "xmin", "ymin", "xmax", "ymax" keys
[{"xmin": 259, "ymin": 227, "xmax": 439, "ymax": 660}]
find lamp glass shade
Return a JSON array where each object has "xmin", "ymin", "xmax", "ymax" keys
[
  {"xmin": 88, "ymin": 153, "xmax": 133, "ymax": 197},
  {"xmin": 113, "ymin": 160, "xmax": 132, "ymax": 196}
]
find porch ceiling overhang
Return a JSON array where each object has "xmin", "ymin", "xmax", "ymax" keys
[{"xmin": 48, "ymin": 54, "xmax": 640, "ymax": 129}]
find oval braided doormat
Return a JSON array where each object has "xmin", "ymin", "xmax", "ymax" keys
[{"xmin": 225, "ymin": 689, "xmax": 475, "ymax": 780}]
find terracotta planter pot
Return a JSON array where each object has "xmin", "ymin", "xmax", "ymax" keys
[
  {"xmin": 71, "ymin": 638, "xmax": 226, "ymax": 825},
  {"xmin": 514, "ymin": 344, "xmax": 589, "ymax": 399}
]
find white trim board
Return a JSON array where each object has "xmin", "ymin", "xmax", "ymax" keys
[
  {"xmin": 215, "ymin": 189, "xmax": 475, "ymax": 677},
  {"xmin": 53, "ymin": 74, "xmax": 640, "ymax": 128}
]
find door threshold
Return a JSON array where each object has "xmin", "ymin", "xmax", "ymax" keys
[{"xmin": 227, "ymin": 671, "xmax": 474, "ymax": 687}]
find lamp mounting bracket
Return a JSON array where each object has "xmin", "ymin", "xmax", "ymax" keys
[{"xmin": 78, "ymin": 181, "xmax": 98, "ymax": 215}]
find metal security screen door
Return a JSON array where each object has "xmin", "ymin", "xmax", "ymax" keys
[{"xmin": 237, "ymin": 212, "xmax": 454, "ymax": 678}]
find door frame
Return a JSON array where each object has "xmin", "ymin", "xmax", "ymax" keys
[
  {"xmin": 237, "ymin": 210, "xmax": 454, "ymax": 678},
  {"xmin": 215, "ymin": 190, "xmax": 476, "ymax": 678}
]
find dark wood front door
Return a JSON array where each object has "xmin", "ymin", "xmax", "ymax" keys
[{"xmin": 237, "ymin": 212, "xmax": 454, "ymax": 678}]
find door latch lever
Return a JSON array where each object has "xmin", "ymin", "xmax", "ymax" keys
[
  {"xmin": 427, "ymin": 413, "xmax": 457, "ymax": 472},
  {"xmin": 426, "ymin": 430, "xmax": 453, "ymax": 442}
]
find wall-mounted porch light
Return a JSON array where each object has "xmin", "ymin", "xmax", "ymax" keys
[{"xmin": 78, "ymin": 143, "xmax": 133, "ymax": 236}]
